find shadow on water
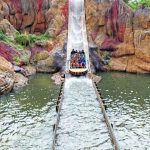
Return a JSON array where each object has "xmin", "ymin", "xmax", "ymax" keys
[
  {"xmin": 0, "ymin": 74, "xmax": 59, "ymax": 150},
  {"xmin": 97, "ymin": 72, "xmax": 150, "ymax": 149}
]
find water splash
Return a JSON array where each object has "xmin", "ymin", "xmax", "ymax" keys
[
  {"xmin": 65, "ymin": 77, "xmax": 92, "ymax": 89},
  {"xmin": 56, "ymin": 76, "xmax": 112, "ymax": 150}
]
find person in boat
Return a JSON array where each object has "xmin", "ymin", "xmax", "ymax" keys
[
  {"xmin": 82, "ymin": 59, "xmax": 86, "ymax": 68},
  {"xmin": 78, "ymin": 57, "xmax": 82, "ymax": 68},
  {"xmin": 71, "ymin": 54, "xmax": 77, "ymax": 68},
  {"xmin": 71, "ymin": 49, "xmax": 76, "ymax": 57},
  {"xmin": 80, "ymin": 50, "xmax": 85, "ymax": 57}
]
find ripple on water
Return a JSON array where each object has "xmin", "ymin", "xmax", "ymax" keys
[
  {"xmin": 0, "ymin": 74, "xmax": 58, "ymax": 150},
  {"xmin": 98, "ymin": 72, "xmax": 150, "ymax": 150}
]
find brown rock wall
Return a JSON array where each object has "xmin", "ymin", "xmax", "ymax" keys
[
  {"xmin": 0, "ymin": 0, "xmax": 51, "ymax": 34},
  {"xmin": 89, "ymin": 0, "xmax": 150, "ymax": 74},
  {"xmin": 0, "ymin": 0, "xmax": 150, "ymax": 74}
]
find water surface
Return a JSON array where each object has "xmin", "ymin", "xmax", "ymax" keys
[
  {"xmin": 0, "ymin": 74, "xmax": 59, "ymax": 150},
  {"xmin": 98, "ymin": 72, "xmax": 150, "ymax": 150},
  {"xmin": 1, "ymin": 72, "xmax": 150, "ymax": 150}
]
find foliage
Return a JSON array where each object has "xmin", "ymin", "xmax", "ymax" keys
[
  {"xmin": 0, "ymin": 31, "xmax": 52, "ymax": 53},
  {"xmin": 0, "ymin": 31, "xmax": 13, "ymax": 44},
  {"xmin": 124, "ymin": 0, "xmax": 150, "ymax": 9},
  {"xmin": 15, "ymin": 33, "xmax": 29, "ymax": 47},
  {"xmin": 15, "ymin": 32, "xmax": 51, "ymax": 47},
  {"xmin": 28, "ymin": 33, "xmax": 50, "ymax": 45},
  {"xmin": 13, "ymin": 56, "xmax": 20, "ymax": 63}
]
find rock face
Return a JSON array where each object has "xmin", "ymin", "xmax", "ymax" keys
[
  {"xmin": 0, "ymin": 0, "xmax": 68, "ymax": 38},
  {"xmin": 0, "ymin": 42, "xmax": 20, "ymax": 62},
  {"xmin": 0, "ymin": 0, "xmax": 51, "ymax": 34},
  {"xmin": 36, "ymin": 50, "xmax": 65, "ymax": 73},
  {"xmin": 85, "ymin": 0, "xmax": 150, "ymax": 74},
  {"xmin": 34, "ymin": 50, "xmax": 49, "ymax": 61},
  {"xmin": 0, "ymin": 0, "xmax": 68, "ymax": 54},
  {"xmin": 0, "ymin": 0, "xmax": 150, "ymax": 74},
  {"xmin": 0, "ymin": 19, "xmax": 18, "ymax": 37},
  {"xmin": 0, "ymin": 56, "xmax": 14, "ymax": 95}
]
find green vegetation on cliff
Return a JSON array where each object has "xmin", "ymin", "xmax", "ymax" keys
[
  {"xmin": 15, "ymin": 33, "xmax": 51, "ymax": 48},
  {"xmin": 0, "ymin": 31, "xmax": 13, "ymax": 44},
  {"xmin": 0, "ymin": 31, "xmax": 52, "ymax": 50},
  {"xmin": 124, "ymin": 0, "xmax": 150, "ymax": 9}
]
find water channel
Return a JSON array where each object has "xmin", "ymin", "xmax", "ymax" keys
[
  {"xmin": 0, "ymin": 72, "xmax": 150, "ymax": 149},
  {"xmin": 55, "ymin": 77, "xmax": 112, "ymax": 150}
]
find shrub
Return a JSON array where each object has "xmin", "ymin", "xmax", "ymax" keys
[
  {"xmin": 124, "ymin": 0, "xmax": 150, "ymax": 9},
  {"xmin": 0, "ymin": 31, "xmax": 13, "ymax": 43},
  {"xmin": 13, "ymin": 56, "xmax": 20, "ymax": 63},
  {"xmin": 15, "ymin": 32, "xmax": 52, "ymax": 47}
]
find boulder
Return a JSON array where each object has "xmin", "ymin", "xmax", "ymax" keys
[
  {"xmin": 23, "ymin": 66, "xmax": 36, "ymax": 77},
  {"xmin": 13, "ymin": 73, "xmax": 28, "ymax": 90},
  {"xmin": 0, "ymin": 56, "xmax": 14, "ymax": 95},
  {"xmin": 0, "ymin": 71, "xmax": 14, "ymax": 95},
  {"xmin": 36, "ymin": 55, "xmax": 57, "ymax": 73}
]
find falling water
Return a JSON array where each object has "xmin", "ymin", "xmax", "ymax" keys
[{"xmin": 66, "ymin": 0, "xmax": 90, "ymax": 71}]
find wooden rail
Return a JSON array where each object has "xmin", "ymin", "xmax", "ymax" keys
[
  {"xmin": 52, "ymin": 81, "xmax": 65, "ymax": 150},
  {"xmin": 92, "ymin": 81, "xmax": 120, "ymax": 150}
]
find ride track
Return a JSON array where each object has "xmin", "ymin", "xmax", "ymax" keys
[{"xmin": 52, "ymin": 0, "xmax": 119, "ymax": 149}]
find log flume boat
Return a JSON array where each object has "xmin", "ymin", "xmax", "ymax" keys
[{"xmin": 69, "ymin": 68, "xmax": 88, "ymax": 76}]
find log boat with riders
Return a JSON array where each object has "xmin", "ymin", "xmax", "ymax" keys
[{"xmin": 69, "ymin": 49, "xmax": 88, "ymax": 76}]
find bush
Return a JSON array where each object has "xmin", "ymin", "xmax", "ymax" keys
[
  {"xmin": 13, "ymin": 56, "xmax": 20, "ymax": 63},
  {"xmin": 0, "ymin": 31, "xmax": 13, "ymax": 43},
  {"xmin": 15, "ymin": 32, "xmax": 52, "ymax": 47},
  {"xmin": 0, "ymin": 31, "xmax": 53, "ymax": 52},
  {"xmin": 124, "ymin": 0, "xmax": 150, "ymax": 9},
  {"xmin": 28, "ymin": 33, "xmax": 50, "ymax": 45},
  {"xmin": 15, "ymin": 33, "xmax": 29, "ymax": 47}
]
